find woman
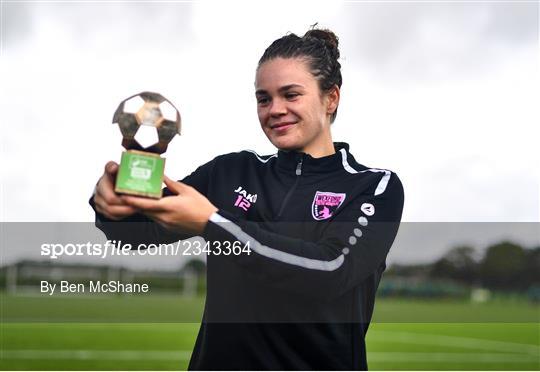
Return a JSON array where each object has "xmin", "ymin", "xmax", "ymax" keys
[{"xmin": 91, "ymin": 28, "xmax": 404, "ymax": 370}]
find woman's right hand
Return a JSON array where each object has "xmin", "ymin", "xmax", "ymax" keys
[{"xmin": 93, "ymin": 161, "xmax": 138, "ymax": 220}]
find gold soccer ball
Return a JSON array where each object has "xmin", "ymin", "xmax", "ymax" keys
[{"xmin": 113, "ymin": 92, "xmax": 181, "ymax": 154}]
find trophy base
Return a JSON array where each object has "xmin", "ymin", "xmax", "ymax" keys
[{"xmin": 115, "ymin": 150, "xmax": 165, "ymax": 199}]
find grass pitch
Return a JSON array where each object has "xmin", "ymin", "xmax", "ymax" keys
[{"xmin": 1, "ymin": 293, "xmax": 538, "ymax": 370}]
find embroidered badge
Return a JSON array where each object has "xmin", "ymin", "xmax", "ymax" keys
[{"xmin": 311, "ymin": 191, "xmax": 346, "ymax": 221}]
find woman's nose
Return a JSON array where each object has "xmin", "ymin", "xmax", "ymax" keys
[{"xmin": 269, "ymin": 98, "xmax": 287, "ymax": 116}]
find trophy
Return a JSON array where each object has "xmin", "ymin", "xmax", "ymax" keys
[{"xmin": 112, "ymin": 92, "xmax": 181, "ymax": 199}]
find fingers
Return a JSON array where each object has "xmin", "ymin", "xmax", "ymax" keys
[
  {"xmin": 96, "ymin": 173, "xmax": 124, "ymax": 205},
  {"xmin": 94, "ymin": 166, "xmax": 192, "ymax": 221},
  {"xmin": 93, "ymin": 161, "xmax": 137, "ymax": 220},
  {"xmin": 121, "ymin": 195, "xmax": 166, "ymax": 212},
  {"xmin": 96, "ymin": 161, "xmax": 120, "ymax": 199},
  {"xmin": 94, "ymin": 202, "xmax": 137, "ymax": 220},
  {"xmin": 94, "ymin": 188, "xmax": 137, "ymax": 219},
  {"xmin": 164, "ymin": 176, "xmax": 191, "ymax": 195}
]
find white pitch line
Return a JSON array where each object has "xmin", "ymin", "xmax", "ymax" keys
[
  {"xmin": 1, "ymin": 349, "xmax": 192, "ymax": 360},
  {"xmin": 368, "ymin": 331, "xmax": 540, "ymax": 355},
  {"xmin": 1, "ymin": 323, "xmax": 198, "ymax": 332},
  {"xmin": 367, "ymin": 352, "xmax": 539, "ymax": 363},
  {"xmin": 1, "ymin": 350, "xmax": 538, "ymax": 364}
]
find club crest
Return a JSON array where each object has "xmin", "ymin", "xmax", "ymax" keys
[{"xmin": 311, "ymin": 191, "xmax": 346, "ymax": 221}]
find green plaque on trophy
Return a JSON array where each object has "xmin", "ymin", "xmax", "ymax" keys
[
  {"xmin": 115, "ymin": 151, "xmax": 165, "ymax": 198},
  {"xmin": 112, "ymin": 92, "xmax": 181, "ymax": 199}
]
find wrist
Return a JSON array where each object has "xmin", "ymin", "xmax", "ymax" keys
[{"xmin": 199, "ymin": 206, "xmax": 218, "ymax": 232}]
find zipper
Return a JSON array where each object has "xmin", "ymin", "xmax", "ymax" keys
[
  {"xmin": 295, "ymin": 157, "xmax": 303, "ymax": 176},
  {"xmin": 277, "ymin": 156, "xmax": 303, "ymax": 217}
]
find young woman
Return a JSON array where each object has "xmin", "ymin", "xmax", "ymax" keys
[{"xmin": 91, "ymin": 28, "xmax": 404, "ymax": 370}]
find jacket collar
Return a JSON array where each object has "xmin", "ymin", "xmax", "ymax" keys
[{"xmin": 276, "ymin": 142, "xmax": 353, "ymax": 174}]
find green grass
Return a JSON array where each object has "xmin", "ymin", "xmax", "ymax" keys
[
  {"xmin": 1, "ymin": 323, "xmax": 197, "ymax": 370},
  {"xmin": 0, "ymin": 293, "xmax": 205, "ymax": 322},
  {"xmin": 1, "ymin": 293, "xmax": 538, "ymax": 370},
  {"xmin": 366, "ymin": 323, "xmax": 539, "ymax": 370}
]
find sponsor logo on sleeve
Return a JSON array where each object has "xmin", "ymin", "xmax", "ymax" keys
[{"xmin": 361, "ymin": 203, "xmax": 375, "ymax": 216}]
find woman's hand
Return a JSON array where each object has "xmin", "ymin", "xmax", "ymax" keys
[
  {"xmin": 93, "ymin": 161, "xmax": 138, "ymax": 220},
  {"xmin": 121, "ymin": 176, "xmax": 218, "ymax": 235}
]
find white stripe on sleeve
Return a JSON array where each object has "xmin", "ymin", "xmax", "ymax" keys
[
  {"xmin": 339, "ymin": 148, "xmax": 391, "ymax": 196},
  {"xmin": 209, "ymin": 213, "xmax": 345, "ymax": 271}
]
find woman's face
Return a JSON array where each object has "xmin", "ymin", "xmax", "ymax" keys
[{"xmin": 255, "ymin": 57, "xmax": 338, "ymax": 155}]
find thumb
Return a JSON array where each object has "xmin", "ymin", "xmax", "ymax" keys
[
  {"xmin": 104, "ymin": 161, "xmax": 119, "ymax": 182},
  {"xmin": 163, "ymin": 176, "xmax": 190, "ymax": 194},
  {"xmin": 105, "ymin": 161, "xmax": 119, "ymax": 176}
]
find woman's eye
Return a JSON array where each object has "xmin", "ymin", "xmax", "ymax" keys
[
  {"xmin": 257, "ymin": 97, "xmax": 270, "ymax": 105},
  {"xmin": 285, "ymin": 92, "xmax": 299, "ymax": 100}
]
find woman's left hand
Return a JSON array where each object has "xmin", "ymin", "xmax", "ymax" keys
[{"xmin": 121, "ymin": 176, "xmax": 218, "ymax": 235}]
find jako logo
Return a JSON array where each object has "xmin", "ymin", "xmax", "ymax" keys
[
  {"xmin": 360, "ymin": 203, "xmax": 375, "ymax": 216},
  {"xmin": 233, "ymin": 186, "xmax": 257, "ymax": 212},
  {"xmin": 312, "ymin": 191, "xmax": 346, "ymax": 221}
]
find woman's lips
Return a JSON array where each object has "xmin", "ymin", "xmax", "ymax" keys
[{"xmin": 270, "ymin": 122, "xmax": 296, "ymax": 133}]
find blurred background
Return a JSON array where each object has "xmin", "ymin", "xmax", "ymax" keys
[
  {"xmin": 1, "ymin": 1, "xmax": 538, "ymax": 223},
  {"xmin": 1, "ymin": 1, "xmax": 539, "ymax": 370}
]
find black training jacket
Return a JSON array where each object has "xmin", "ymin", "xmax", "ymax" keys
[{"xmin": 91, "ymin": 142, "xmax": 404, "ymax": 370}]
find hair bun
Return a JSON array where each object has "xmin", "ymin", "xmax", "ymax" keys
[{"xmin": 304, "ymin": 28, "xmax": 340, "ymax": 60}]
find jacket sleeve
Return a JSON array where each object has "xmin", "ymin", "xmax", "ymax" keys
[
  {"xmin": 89, "ymin": 157, "xmax": 216, "ymax": 248},
  {"xmin": 202, "ymin": 172, "xmax": 404, "ymax": 301}
]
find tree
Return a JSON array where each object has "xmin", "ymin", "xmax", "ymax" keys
[
  {"xmin": 480, "ymin": 241, "xmax": 527, "ymax": 290},
  {"xmin": 430, "ymin": 245, "xmax": 478, "ymax": 285},
  {"xmin": 523, "ymin": 246, "xmax": 540, "ymax": 287}
]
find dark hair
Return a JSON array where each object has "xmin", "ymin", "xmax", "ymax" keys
[{"xmin": 258, "ymin": 27, "xmax": 342, "ymax": 122}]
